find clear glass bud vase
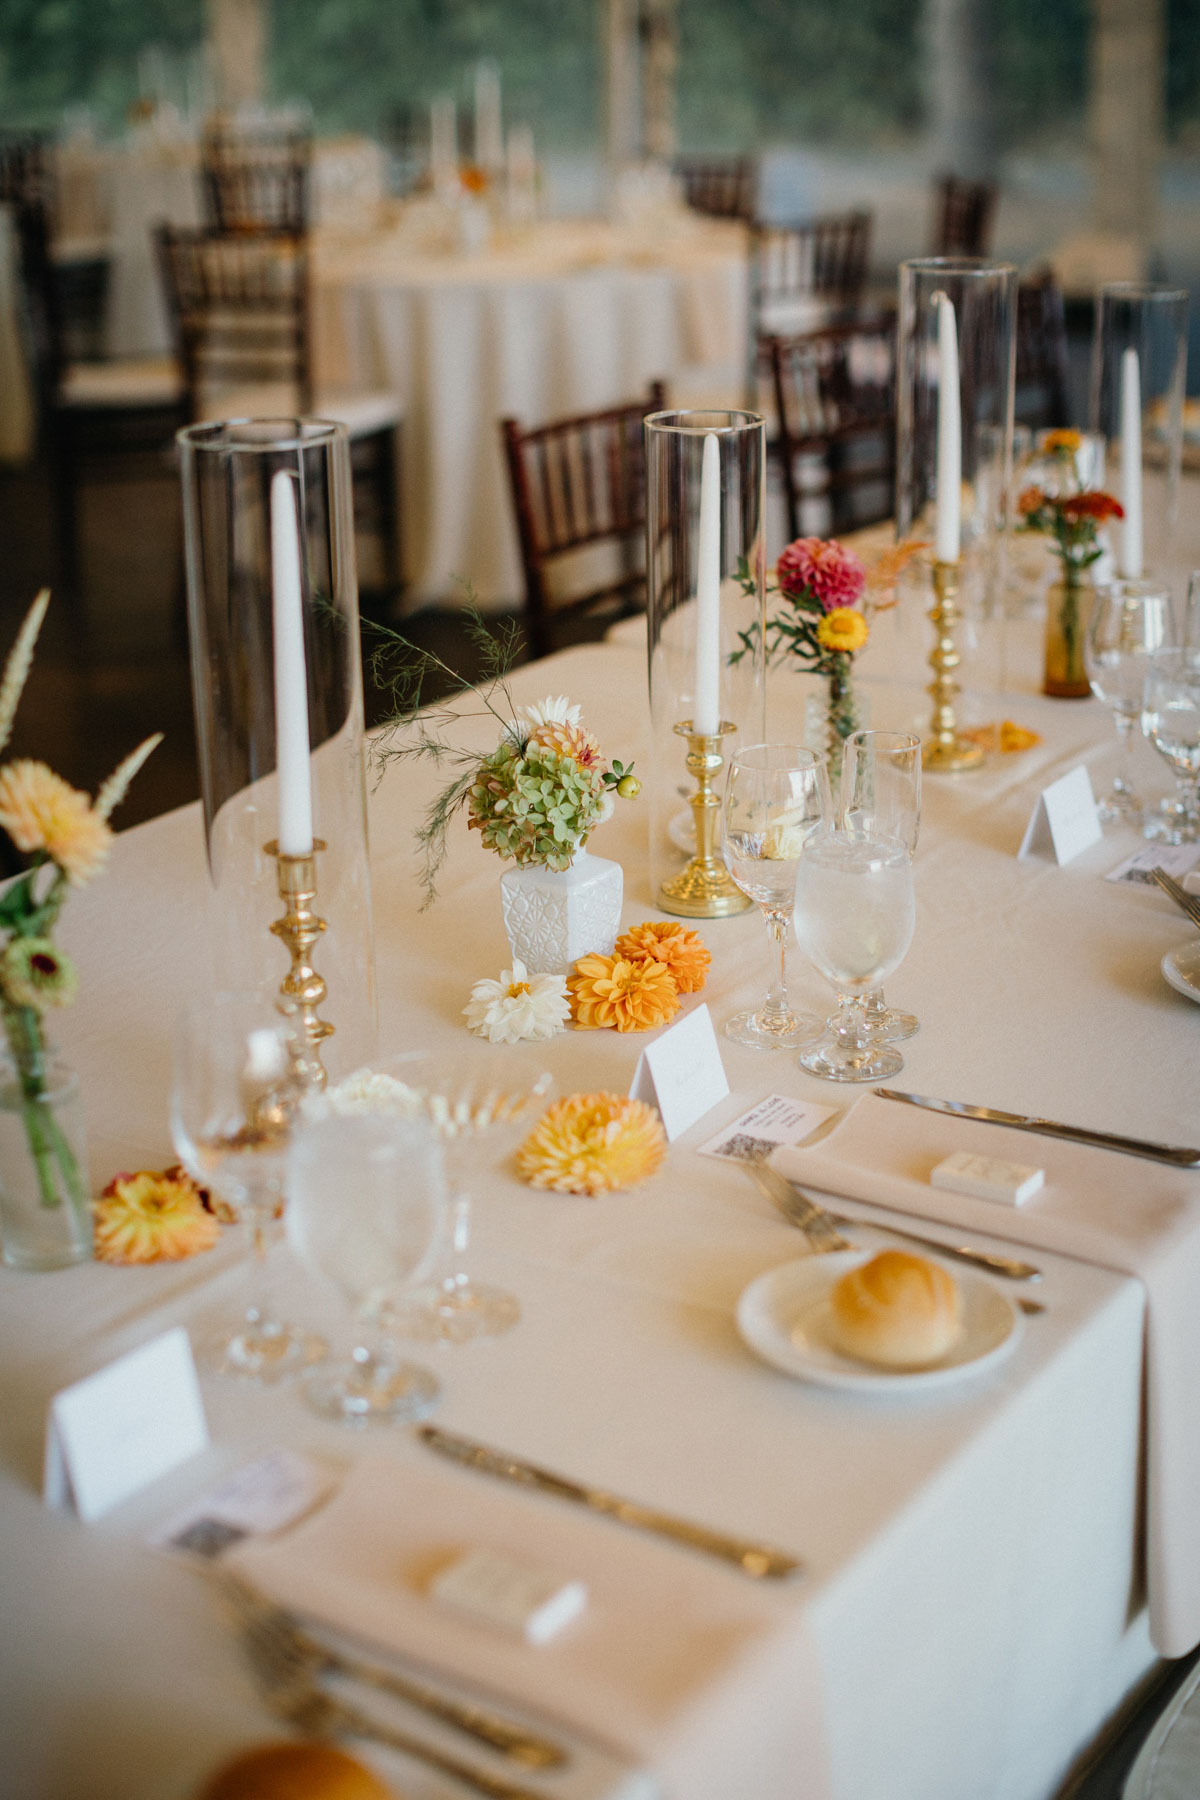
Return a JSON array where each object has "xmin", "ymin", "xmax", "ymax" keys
[{"xmin": 0, "ymin": 1051, "xmax": 91, "ymax": 1271}]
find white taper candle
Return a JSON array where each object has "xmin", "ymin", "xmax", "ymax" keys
[
  {"xmin": 1119, "ymin": 346, "xmax": 1144, "ymax": 579},
  {"xmin": 934, "ymin": 291, "xmax": 962, "ymax": 564},
  {"xmin": 270, "ymin": 469, "xmax": 314, "ymax": 858},
  {"xmin": 693, "ymin": 432, "xmax": 722, "ymax": 736}
]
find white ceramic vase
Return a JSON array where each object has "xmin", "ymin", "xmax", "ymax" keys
[{"xmin": 500, "ymin": 848, "xmax": 623, "ymax": 974}]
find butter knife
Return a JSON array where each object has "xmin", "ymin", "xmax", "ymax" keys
[
  {"xmin": 874, "ymin": 1088, "xmax": 1200, "ymax": 1168},
  {"xmin": 418, "ymin": 1426, "xmax": 802, "ymax": 1581}
]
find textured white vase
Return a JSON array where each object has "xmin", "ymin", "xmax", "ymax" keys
[{"xmin": 500, "ymin": 848, "xmax": 623, "ymax": 975}]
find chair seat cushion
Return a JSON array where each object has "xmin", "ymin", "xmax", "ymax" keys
[{"xmin": 60, "ymin": 357, "xmax": 183, "ymax": 409}]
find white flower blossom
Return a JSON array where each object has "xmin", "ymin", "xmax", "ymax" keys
[
  {"xmin": 307, "ymin": 1069, "xmax": 425, "ymax": 1119},
  {"xmin": 463, "ymin": 958, "xmax": 570, "ymax": 1044},
  {"xmin": 520, "ymin": 696, "xmax": 581, "ymax": 730}
]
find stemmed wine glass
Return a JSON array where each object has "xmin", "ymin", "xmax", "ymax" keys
[
  {"xmin": 840, "ymin": 730, "xmax": 921, "ymax": 1041},
  {"xmin": 170, "ymin": 991, "xmax": 328, "ymax": 1381},
  {"xmin": 286, "ymin": 1111, "xmax": 445, "ymax": 1424},
  {"xmin": 1085, "ymin": 581, "xmax": 1174, "ymax": 825},
  {"xmin": 793, "ymin": 831, "xmax": 916, "ymax": 1082},
  {"xmin": 1141, "ymin": 652, "xmax": 1200, "ymax": 845},
  {"xmin": 720, "ymin": 744, "xmax": 830, "ymax": 1049}
]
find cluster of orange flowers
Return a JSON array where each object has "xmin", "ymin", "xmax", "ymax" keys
[{"xmin": 566, "ymin": 920, "xmax": 711, "ymax": 1034}]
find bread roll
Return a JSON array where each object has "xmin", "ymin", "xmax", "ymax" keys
[
  {"xmin": 827, "ymin": 1249, "xmax": 962, "ymax": 1369},
  {"xmin": 196, "ymin": 1742, "xmax": 397, "ymax": 1800}
]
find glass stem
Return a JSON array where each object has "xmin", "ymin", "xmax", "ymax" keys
[
  {"xmin": 244, "ymin": 1206, "xmax": 280, "ymax": 1337},
  {"xmin": 444, "ymin": 1192, "xmax": 472, "ymax": 1290},
  {"xmin": 832, "ymin": 992, "xmax": 870, "ymax": 1059},
  {"xmin": 1113, "ymin": 710, "xmax": 1136, "ymax": 798},
  {"xmin": 758, "ymin": 906, "xmax": 791, "ymax": 1027},
  {"xmin": 862, "ymin": 987, "xmax": 888, "ymax": 1027}
]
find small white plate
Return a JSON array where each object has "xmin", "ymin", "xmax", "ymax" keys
[
  {"xmin": 736, "ymin": 1251, "xmax": 1023, "ymax": 1395},
  {"xmin": 1162, "ymin": 939, "xmax": 1200, "ymax": 1006}
]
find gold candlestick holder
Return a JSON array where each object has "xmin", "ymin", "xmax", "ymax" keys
[
  {"xmin": 923, "ymin": 559, "xmax": 984, "ymax": 773},
  {"xmin": 657, "ymin": 721, "xmax": 752, "ymax": 918},
  {"xmin": 265, "ymin": 839, "xmax": 334, "ymax": 1091}
]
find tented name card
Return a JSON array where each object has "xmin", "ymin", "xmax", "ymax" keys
[
  {"xmin": 630, "ymin": 1003, "xmax": 729, "ymax": 1140},
  {"xmin": 44, "ymin": 1327, "xmax": 208, "ymax": 1522},
  {"xmin": 1019, "ymin": 766, "xmax": 1102, "ymax": 865}
]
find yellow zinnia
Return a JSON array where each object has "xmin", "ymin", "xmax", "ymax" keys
[
  {"xmin": 93, "ymin": 1168, "xmax": 221, "ymax": 1264},
  {"xmin": 614, "ymin": 920, "xmax": 711, "ymax": 995},
  {"xmin": 567, "ymin": 953, "xmax": 681, "ymax": 1032},
  {"xmin": 816, "ymin": 609, "xmax": 869, "ymax": 655},
  {"xmin": 1042, "ymin": 428, "xmax": 1082, "ymax": 455},
  {"xmin": 516, "ymin": 1091, "xmax": 667, "ymax": 1195},
  {"xmin": 0, "ymin": 760, "xmax": 112, "ymax": 885}
]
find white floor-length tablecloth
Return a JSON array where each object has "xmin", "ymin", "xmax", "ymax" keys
[{"xmin": 5, "ymin": 614, "xmax": 1198, "ymax": 1799}]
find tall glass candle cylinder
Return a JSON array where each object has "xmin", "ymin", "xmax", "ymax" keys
[
  {"xmin": 645, "ymin": 410, "xmax": 766, "ymax": 908},
  {"xmin": 1090, "ymin": 283, "xmax": 1188, "ymax": 579},
  {"xmin": 178, "ymin": 419, "xmax": 377, "ymax": 1074}
]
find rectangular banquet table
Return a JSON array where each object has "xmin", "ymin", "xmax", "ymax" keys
[{"xmin": 2, "ymin": 629, "xmax": 1198, "ymax": 1800}]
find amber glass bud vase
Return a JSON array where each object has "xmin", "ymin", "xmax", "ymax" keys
[{"xmin": 1043, "ymin": 570, "xmax": 1094, "ymax": 698}]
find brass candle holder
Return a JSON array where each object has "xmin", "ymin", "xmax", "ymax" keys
[
  {"xmin": 265, "ymin": 839, "xmax": 334, "ymax": 1091},
  {"xmin": 657, "ymin": 721, "xmax": 752, "ymax": 918},
  {"xmin": 923, "ymin": 559, "xmax": 984, "ymax": 773}
]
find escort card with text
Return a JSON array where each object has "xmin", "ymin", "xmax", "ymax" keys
[
  {"xmin": 630, "ymin": 1003, "xmax": 729, "ymax": 1140},
  {"xmin": 1019, "ymin": 766, "xmax": 1102, "ymax": 865}
]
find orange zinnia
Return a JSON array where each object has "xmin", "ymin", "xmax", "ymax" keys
[
  {"xmin": 93, "ymin": 1168, "xmax": 221, "ymax": 1264},
  {"xmin": 516, "ymin": 1092, "xmax": 667, "ymax": 1194},
  {"xmin": 568, "ymin": 953, "xmax": 681, "ymax": 1032},
  {"xmin": 615, "ymin": 920, "xmax": 711, "ymax": 994}
]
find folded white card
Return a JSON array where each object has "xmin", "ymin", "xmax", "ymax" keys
[
  {"xmin": 44, "ymin": 1327, "xmax": 208, "ymax": 1522},
  {"xmin": 1019, "ymin": 765, "xmax": 1102, "ymax": 865},
  {"xmin": 629, "ymin": 1003, "xmax": 729, "ymax": 1141}
]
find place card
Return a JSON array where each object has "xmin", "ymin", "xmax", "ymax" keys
[
  {"xmin": 629, "ymin": 1002, "xmax": 729, "ymax": 1141},
  {"xmin": 44, "ymin": 1327, "xmax": 208, "ymax": 1523},
  {"xmin": 151, "ymin": 1450, "xmax": 338, "ymax": 1561},
  {"xmin": 1105, "ymin": 843, "xmax": 1200, "ymax": 885},
  {"xmin": 1018, "ymin": 766, "xmax": 1102, "ymax": 865},
  {"xmin": 699, "ymin": 1093, "xmax": 838, "ymax": 1164}
]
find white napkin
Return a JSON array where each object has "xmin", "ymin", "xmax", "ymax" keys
[
  {"xmin": 772, "ymin": 1093, "xmax": 1200, "ymax": 1658},
  {"xmin": 228, "ymin": 1449, "xmax": 828, "ymax": 1800}
]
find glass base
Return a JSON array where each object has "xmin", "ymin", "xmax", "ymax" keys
[
  {"xmin": 798, "ymin": 1037, "xmax": 904, "ymax": 1083},
  {"xmin": 380, "ymin": 1276, "xmax": 521, "ymax": 1345},
  {"xmin": 724, "ymin": 1009, "xmax": 823, "ymax": 1051},
  {"xmin": 867, "ymin": 1009, "xmax": 919, "ymax": 1043},
  {"xmin": 1143, "ymin": 801, "xmax": 1200, "ymax": 846},
  {"xmin": 1098, "ymin": 788, "xmax": 1142, "ymax": 828},
  {"xmin": 304, "ymin": 1351, "xmax": 440, "ymax": 1424},
  {"xmin": 206, "ymin": 1316, "xmax": 329, "ymax": 1383}
]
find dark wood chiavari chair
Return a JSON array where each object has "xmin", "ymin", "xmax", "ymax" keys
[
  {"xmin": 765, "ymin": 315, "xmax": 897, "ymax": 542},
  {"xmin": 674, "ymin": 155, "xmax": 757, "ymax": 222},
  {"xmin": 200, "ymin": 124, "xmax": 312, "ymax": 236},
  {"xmin": 931, "ymin": 174, "xmax": 998, "ymax": 258},
  {"xmin": 157, "ymin": 225, "xmax": 401, "ymax": 593},
  {"xmin": 1015, "ymin": 268, "xmax": 1072, "ymax": 431},
  {"xmin": 500, "ymin": 381, "xmax": 667, "ymax": 659},
  {"xmin": 748, "ymin": 211, "xmax": 874, "ymax": 406}
]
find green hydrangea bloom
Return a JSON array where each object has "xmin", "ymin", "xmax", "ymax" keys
[{"xmin": 468, "ymin": 738, "xmax": 609, "ymax": 870}]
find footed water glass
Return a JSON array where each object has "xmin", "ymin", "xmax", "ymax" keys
[
  {"xmin": 1086, "ymin": 580, "xmax": 1174, "ymax": 826},
  {"xmin": 793, "ymin": 832, "xmax": 916, "ymax": 1082},
  {"xmin": 1142, "ymin": 653, "xmax": 1200, "ymax": 845},
  {"xmin": 841, "ymin": 730, "xmax": 921, "ymax": 1042}
]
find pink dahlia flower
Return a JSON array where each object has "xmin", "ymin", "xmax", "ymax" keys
[{"xmin": 777, "ymin": 537, "xmax": 867, "ymax": 612}]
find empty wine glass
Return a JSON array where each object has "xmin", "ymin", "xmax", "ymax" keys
[
  {"xmin": 841, "ymin": 730, "xmax": 921, "ymax": 1041},
  {"xmin": 170, "ymin": 991, "xmax": 328, "ymax": 1381},
  {"xmin": 1086, "ymin": 580, "xmax": 1174, "ymax": 825},
  {"xmin": 287, "ymin": 1111, "xmax": 444, "ymax": 1424},
  {"xmin": 720, "ymin": 744, "xmax": 830, "ymax": 1049},
  {"xmin": 793, "ymin": 832, "xmax": 916, "ymax": 1082},
  {"xmin": 1142, "ymin": 653, "xmax": 1200, "ymax": 845}
]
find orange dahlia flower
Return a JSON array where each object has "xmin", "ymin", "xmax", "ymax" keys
[
  {"xmin": 0, "ymin": 760, "xmax": 111, "ymax": 885},
  {"xmin": 568, "ymin": 953, "xmax": 681, "ymax": 1032},
  {"xmin": 93, "ymin": 1168, "xmax": 221, "ymax": 1264},
  {"xmin": 516, "ymin": 1091, "xmax": 667, "ymax": 1194},
  {"xmin": 615, "ymin": 920, "xmax": 711, "ymax": 994}
]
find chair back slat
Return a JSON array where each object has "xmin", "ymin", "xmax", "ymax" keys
[
  {"xmin": 1015, "ymin": 270, "xmax": 1071, "ymax": 430},
  {"xmin": 768, "ymin": 317, "xmax": 896, "ymax": 540},
  {"xmin": 201, "ymin": 127, "xmax": 312, "ymax": 236},
  {"xmin": 674, "ymin": 156, "xmax": 757, "ymax": 222},
  {"xmin": 931, "ymin": 174, "xmax": 998, "ymax": 258},
  {"xmin": 753, "ymin": 212, "xmax": 873, "ymax": 315},
  {"xmin": 501, "ymin": 381, "xmax": 666, "ymax": 657}
]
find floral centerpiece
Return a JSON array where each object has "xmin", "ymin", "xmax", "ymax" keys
[
  {"xmin": 1017, "ymin": 429, "xmax": 1124, "ymax": 698},
  {"xmin": 739, "ymin": 536, "xmax": 870, "ymax": 779},
  {"xmin": 0, "ymin": 592, "xmax": 160, "ymax": 1269}
]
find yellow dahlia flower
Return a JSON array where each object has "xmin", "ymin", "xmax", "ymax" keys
[
  {"xmin": 816, "ymin": 609, "xmax": 869, "ymax": 655},
  {"xmin": 1042, "ymin": 428, "xmax": 1082, "ymax": 455},
  {"xmin": 0, "ymin": 760, "xmax": 112, "ymax": 885},
  {"xmin": 516, "ymin": 1091, "xmax": 666, "ymax": 1195},
  {"xmin": 526, "ymin": 718, "xmax": 605, "ymax": 772},
  {"xmin": 568, "ymin": 953, "xmax": 681, "ymax": 1032},
  {"xmin": 615, "ymin": 920, "xmax": 711, "ymax": 995},
  {"xmin": 93, "ymin": 1168, "xmax": 221, "ymax": 1264}
]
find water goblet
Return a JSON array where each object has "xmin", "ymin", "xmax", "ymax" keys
[
  {"xmin": 841, "ymin": 729, "xmax": 921, "ymax": 1042},
  {"xmin": 1142, "ymin": 653, "xmax": 1200, "ymax": 845},
  {"xmin": 170, "ymin": 991, "xmax": 328, "ymax": 1382},
  {"xmin": 793, "ymin": 832, "xmax": 916, "ymax": 1082},
  {"xmin": 1085, "ymin": 580, "xmax": 1174, "ymax": 825},
  {"xmin": 286, "ymin": 1111, "xmax": 444, "ymax": 1424},
  {"xmin": 720, "ymin": 744, "xmax": 830, "ymax": 1049}
]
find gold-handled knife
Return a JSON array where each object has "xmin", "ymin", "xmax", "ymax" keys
[
  {"xmin": 418, "ymin": 1426, "xmax": 802, "ymax": 1581},
  {"xmin": 873, "ymin": 1088, "xmax": 1200, "ymax": 1168}
]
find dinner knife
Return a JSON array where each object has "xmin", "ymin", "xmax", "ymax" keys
[
  {"xmin": 418, "ymin": 1425, "xmax": 803, "ymax": 1581},
  {"xmin": 873, "ymin": 1087, "xmax": 1200, "ymax": 1168}
]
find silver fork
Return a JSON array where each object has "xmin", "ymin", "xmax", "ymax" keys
[
  {"xmin": 257, "ymin": 1678, "xmax": 562, "ymax": 1800},
  {"xmin": 1152, "ymin": 866, "xmax": 1200, "ymax": 929},
  {"xmin": 224, "ymin": 1575, "xmax": 566, "ymax": 1770}
]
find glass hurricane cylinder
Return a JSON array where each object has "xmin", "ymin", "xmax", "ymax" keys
[
  {"xmin": 1089, "ymin": 284, "xmax": 1188, "ymax": 576},
  {"xmin": 644, "ymin": 410, "xmax": 766, "ymax": 912},
  {"xmin": 178, "ymin": 420, "xmax": 376, "ymax": 1077}
]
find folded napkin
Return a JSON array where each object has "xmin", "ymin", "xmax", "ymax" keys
[
  {"xmin": 772, "ymin": 1094, "xmax": 1200, "ymax": 1657},
  {"xmin": 228, "ymin": 1450, "xmax": 828, "ymax": 1800}
]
